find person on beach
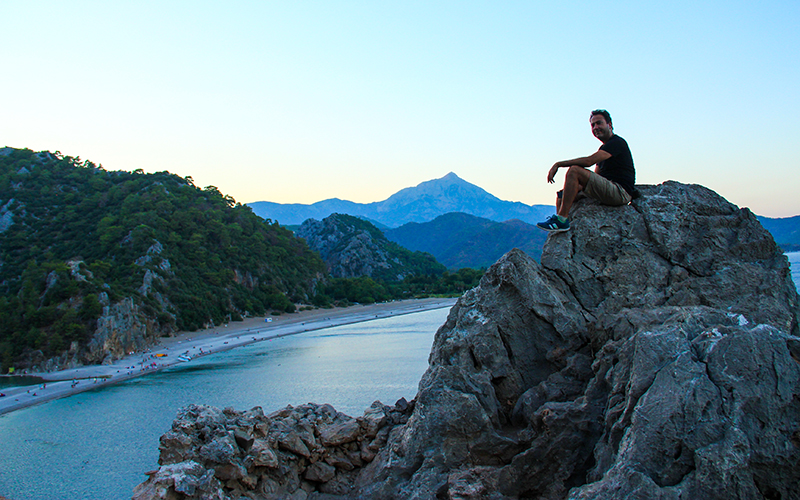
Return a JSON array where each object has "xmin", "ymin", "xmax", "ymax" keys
[{"xmin": 537, "ymin": 109, "xmax": 636, "ymax": 232}]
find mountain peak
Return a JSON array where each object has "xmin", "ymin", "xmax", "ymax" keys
[
  {"xmin": 387, "ymin": 172, "xmax": 495, "ymax": 205},
  {"xmin": 441, "ymin": 172, "xmax": 460, "ymax": 181},
  {"xmin": 248, "ymin": 174, "xmax": 555, "ymax": 227}
]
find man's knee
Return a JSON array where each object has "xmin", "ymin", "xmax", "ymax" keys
[
  {"xmin": 565, "ymin": 165, "xmax": 591, "ymax": 184},
  {"xmin": 565, "ymin": 165, "xmax": 581, "ymax": 177}
]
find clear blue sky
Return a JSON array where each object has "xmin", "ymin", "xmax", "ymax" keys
[{"xmin": 3, "ymin": 1, "xmax": 799, "ymax": 217}]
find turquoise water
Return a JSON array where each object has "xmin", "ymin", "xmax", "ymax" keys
[
  {"xmin": 0, "ymin": 307, "xmax": 450, "ymax": 500},
  {"xmin": 788, "ymin": 251, "xmax": 800, "ymax": 291}
]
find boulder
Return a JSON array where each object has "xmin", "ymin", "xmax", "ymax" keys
[{"xmin": 131, "ymin": 461, "xmax": 225, "ymax": 500}]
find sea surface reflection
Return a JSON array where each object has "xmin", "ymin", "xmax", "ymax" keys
[
  {"xmin": 787, "ymin": 251, "xmax": 800, "ymax": 291},
  {"xmin": 0, "ymin": 307, "xmax": 450, "ymax": 500}
]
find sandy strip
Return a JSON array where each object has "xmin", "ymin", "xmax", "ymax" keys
[{"xmin": 0, "ymin": 297, "xmax": 456, "ymax": 416}]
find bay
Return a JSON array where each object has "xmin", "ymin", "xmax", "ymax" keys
[{"xmin": 0, "ymin": 307, "xmax": 450, "ymax": 500}]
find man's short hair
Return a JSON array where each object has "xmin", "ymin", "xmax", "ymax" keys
[{"xmin": 590, "ymin": 109, "xmax": 612, "ymax": 126}]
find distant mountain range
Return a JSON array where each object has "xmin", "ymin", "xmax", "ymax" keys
[
  {"xmin": 757, "ymin": 215, "xmax": 800, "ymax": 252},
  {"xmin": 247, "ymin": 172, "xmax": 555, "ymax": 228},
  {"xmin": 385, "ymin": 212, "xmax": 548, "ymax": 269},
  {"xmin": 249, "ymin": 174, "xmax": 800, "ymax": 257}
]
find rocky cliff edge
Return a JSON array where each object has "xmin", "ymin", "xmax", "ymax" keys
[{"xmin": 134, "ymin": 181, "xmax": 800, "ymax": 499}]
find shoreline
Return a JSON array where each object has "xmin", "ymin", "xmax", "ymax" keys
[{"xmin": 0, "ymin": 297, "xmax": 457, "ymax": 416}]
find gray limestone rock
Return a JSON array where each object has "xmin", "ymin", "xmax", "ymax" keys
[
  {"xmin": 135, "ymin": 401, "xmax": 411, "ymax": 499},
  {"xmin": 136, "ymin": 182, "xmax": 800, "ymax": 499},
  {"xmin": 132, "ymin": 461, "xmax": 225, "ymax": 500},
  {"xmin": 357, "ymin": 182, "xmax": 800, "ymax": 499}
]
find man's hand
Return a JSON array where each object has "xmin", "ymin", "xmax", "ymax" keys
[{"xmin": 547, "ymin": 162, "xmax": 562, "ymax": 184}]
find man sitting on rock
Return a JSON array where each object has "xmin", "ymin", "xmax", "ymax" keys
[{"xmin": 537, "ymin": 109, "xmax": 636, "ymax": 232}]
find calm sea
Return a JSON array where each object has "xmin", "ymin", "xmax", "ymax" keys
[
  {"xmin": 0, "ymin": 307, "xmax": 450, "ymax": 500},
  {"xmin": 788, "ymin": 251, "xmax": 800, "ymax": 291}
]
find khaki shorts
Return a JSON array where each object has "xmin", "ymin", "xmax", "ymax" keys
[{"xmin": 583, "ymin": 172, "xmax": 632, "ymax": 206}]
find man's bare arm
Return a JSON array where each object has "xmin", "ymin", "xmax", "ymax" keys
[{"xmin": 547, "ymin": 150, "xmax": 612, "ymax": 183}]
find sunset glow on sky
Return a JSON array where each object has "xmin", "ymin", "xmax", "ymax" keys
[{"xmin": 2, "ymin": 1, "xmax": 799, "ymax": 217}]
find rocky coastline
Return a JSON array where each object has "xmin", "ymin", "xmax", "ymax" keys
[{"xmin": 135, "ymin": 181, "xmax": 800, "ymax": 499}]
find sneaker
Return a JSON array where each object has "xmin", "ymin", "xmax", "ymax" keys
[{"xmin": 537, "ymin": 214, "xmax": 570, "ymax": 232}]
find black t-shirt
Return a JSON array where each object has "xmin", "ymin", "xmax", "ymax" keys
[{"xmin": 598, "ymin": 135, "xmax": 635, "ymax": 195}]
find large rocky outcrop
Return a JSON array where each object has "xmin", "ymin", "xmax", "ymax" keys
[
  {"xmin": 27, "ymin": 294, "xmax": 164, "ymax": 373},
  {"xmin": 136, "ymin": 181, "xmax": 800, "ymax": 499},
  {"xmin": 22, "ymin": 255, "xmax": 173, "ymax": 372}
]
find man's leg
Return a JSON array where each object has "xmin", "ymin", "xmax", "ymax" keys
[
  {"xmin": 538, "ymin": 166, "xmax": 592, "ymax": 232},
  {"xmin": 557, "ymin": 166, "xmax": 592, "ymax": 217},
  {"xmin": 582, "ymin": 173, "xmax": 632, "ymax": 206}
]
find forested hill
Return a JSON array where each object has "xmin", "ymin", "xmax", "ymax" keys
[
  {"xmin": 0, "ymin": 147, "xmax": 326, "ymax": 372},
  {"xmin": 297, "ymin": 213, "xmax": 445, "ymax": 281}
]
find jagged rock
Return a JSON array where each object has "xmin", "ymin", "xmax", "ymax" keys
[
  {"xmin": 276, "ymin": 427, "xmax": 312, "ymax": 458},
  {"xmin": 249, "ymin": 439, "xmax": 279, "ymax": 467},
  {"xmin": 233, "ymin": 426, "xmax": 254, "ymax": 451},
  {"xmin": 131, "ymin": 461, "xmax": 225, "ymax": 500},
  {"xmin": 89, "ymin": 296, "xmax": 161, "ymax": 364},
  {"xmin": 198, "ymin": 433, "xmax": 238, "ymax": 464},
  {"xmin": 135, "ymin": 401, "xmax": 413, "ymax": 499},
  {"xmin": 306, "ymin": 461, "xmax": 337, "ymax": 482},
  {"xmin": 318, "ymin": 418, "xmax": 360, "ymax": 446},
  {"xmin": 137, "ymin": 182, "xmax": 800, "ymax": 499},
  {"xmin": 361, "ymin": 402, "xmax": 388, "ymax": 438},
  {"xmin": 355, "ymin": 181, "xmax": 799, "ymax": 499}
]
